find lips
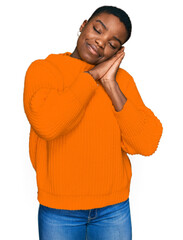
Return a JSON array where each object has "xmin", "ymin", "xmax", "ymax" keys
[{"xmin": 87, "ymin": 43, "xmax": 100, "ymax": 57}]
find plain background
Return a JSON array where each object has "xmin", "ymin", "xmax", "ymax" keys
[{"xmin": 1, "ymin": 0, "xmax": 182, "ymax": 239}]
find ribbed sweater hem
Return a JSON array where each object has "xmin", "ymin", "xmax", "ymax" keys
[{"xmin": 37, "ymin": 187, "xmax": 130, "ymax": 210}]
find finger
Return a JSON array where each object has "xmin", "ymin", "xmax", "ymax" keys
[
  {"xmin": 114, "ymin": 49, "xmax": 125, "ymax": 59},
  {"xmin": 102, "ymin": 49, "xmax": 125, "ymax": 70},
  {"xmin": 112, "ymin": 52, "xmax": 125, "ymax": 67},
  {"xmin": 117, "ymin": 46, "xmax": 125, "ymax": 54},
  {"xmin": 118, "ymin": 50, "xmax": 125, "ymax": 56},
  {"xmin": 115, "ymin": 51, "xmax": 125, "ymax": 61},
  {"xmin": 119, "ymin": 52, "xmax": 125, "ymax": 62}
]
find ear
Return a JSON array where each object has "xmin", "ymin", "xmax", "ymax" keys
[{"xmin": 80, "ymin": 20, "xmax": 88, "ymax": 31}]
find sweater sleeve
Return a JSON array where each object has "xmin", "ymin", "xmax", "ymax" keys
[
  {"xmin": 23, "ymin": 57, "xmax": 98, "ymax": 141},
  {"xmin": 112, "ymin": 75, "xmax": 163, "ymax": 156}
]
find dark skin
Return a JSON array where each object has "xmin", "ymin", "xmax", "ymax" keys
[
  {"xmin": 71, "ymin": 12, "xmax": 128, "ymax": 64},
  {"xmin": 70, "ymin": 12, "xmax": 129, "ymax": 111}
]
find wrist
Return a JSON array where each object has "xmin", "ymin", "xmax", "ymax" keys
[{"xmin": 101, "ymin": 78, "xmax": 116, "ymax": 89}]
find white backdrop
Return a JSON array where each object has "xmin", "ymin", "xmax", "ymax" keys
[{"xmin": 0, "ymin": 0, "xmax": 182, "ymax": 239}]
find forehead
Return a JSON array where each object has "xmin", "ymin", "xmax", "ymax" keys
[
  {"xmin": 93, "ymin": 12, "xmax": 121, "ymax": 24},
  {"xmin": 91, "ymin": 12, "xmax": 127, "ymax": 40}
]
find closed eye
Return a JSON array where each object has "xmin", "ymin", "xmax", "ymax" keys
[
  {"xmin": 93, "ymin": 26, "xmax": 101, "ymax": 34},
  {"xmin": 109, "ymin": 43, "xmax": 116, "ymax": 49},
  {"xmin": 93, "ymin": 26, "xmax": 117, "ymax": 50}
]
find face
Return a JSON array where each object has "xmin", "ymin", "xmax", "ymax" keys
[{"xmin": 71, "ymin": 12, "xmax": 128, "ymax": 65}]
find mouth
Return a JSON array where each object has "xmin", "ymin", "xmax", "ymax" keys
[{"xmin": 86, "ymin": 43, "xmax": 101, "ymax": 57}]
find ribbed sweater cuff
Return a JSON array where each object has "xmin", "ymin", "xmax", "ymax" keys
[
  {"xmin": 70, "ymin": 71, "xmax": 98, "ymax": 106},
  {"xmin": 112, "ymin": 98, "xmax": 147, "ymax": 137}
]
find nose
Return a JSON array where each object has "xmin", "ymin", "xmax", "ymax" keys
[{"xmin": 96, "ymin": 38, "xmax": 106, "ymax": 49}]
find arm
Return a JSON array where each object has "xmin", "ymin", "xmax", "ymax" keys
[
  {"xmin": 99, "ymin": 79, "xmax": 127, "ymax": 111},
  {"xmin": 104, "ymin": 74, "xmax": 163, "ymax": 156},
  {"xmin": 23, "ymin": 56, "xmax": 98, "ymax": 141},
  {"xmin": 88, "ymin": 46, "xmax": 163, "ymax": 156}
]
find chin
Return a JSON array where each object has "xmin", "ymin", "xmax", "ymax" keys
[
  {"xmin": 80, "ymin": 52, "xmax": 96, "ymax": 65},
  {"xmin": 78, "ymin": 44, "xmax": 98, "ymax": 64}
]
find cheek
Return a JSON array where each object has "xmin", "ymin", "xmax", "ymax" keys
[
  {"xmin": 77, "ymin": 33, "xmax": 88, "ymax": 46},
  {"xmin": 97, "ymin": 53, "xmax": 114, "ymax": 64},
  {"xmin": 103, "ymin": 53, "xmax": 114, "ymax": 61},
  {"xmin": 76, "ymin": 38, "xmax": 84, "ymax": 52},
  {"xmin": 96, "ymin": 56, "xmax": 109, "ymax": 64}
]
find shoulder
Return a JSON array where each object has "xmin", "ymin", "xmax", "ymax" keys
[
  {"xmin": 45, "ymin": 53, "xmax": 66, "ymax": 65},
  {"xmin": 45, "ymin": 53, "xmax": 61, "ymax": 61},
  {"xmin": 116, "ymin": 68, "xmax": 134, "ymax": 90},
  {"xmin": 45, "ymin": 53, "xmax": 67, "ymax": 74},
  {"xmin": 26, "ymin": 53, "xmax": 65, "ymax": 76},
  {"xmin": 117, "ymin": 68, "xmax": 133, "ymax": 80}
]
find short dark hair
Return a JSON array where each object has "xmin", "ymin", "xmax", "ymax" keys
[{"xmin": 87, "ymin": 5, "xmax": 132, "ymax": 44}]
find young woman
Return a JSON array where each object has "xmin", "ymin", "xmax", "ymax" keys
[{"xmin": 23, "ymin": 5, "xmax": 163, "ymax": 240}]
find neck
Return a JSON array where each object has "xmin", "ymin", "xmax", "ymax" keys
[{"xmin": 70, "ymin": 47, "xmax": 81, "ymax": 60}]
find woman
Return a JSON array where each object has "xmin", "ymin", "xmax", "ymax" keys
[{"xmin": 23, "ymin": 5, "xmax": 163, "ymax": 240}]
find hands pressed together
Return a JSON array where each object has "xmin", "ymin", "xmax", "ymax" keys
[
  {"xmin": 86, "ymin": 46, "xmax": 127, "ymax": 112},
  {"xmin": 88, "ymin": 46, "xmax": 125, "ymax": 86}
]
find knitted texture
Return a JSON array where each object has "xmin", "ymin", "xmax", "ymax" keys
[{"xmin": 23, "ymin": 51, "xmax": 163, "ymax": 210}]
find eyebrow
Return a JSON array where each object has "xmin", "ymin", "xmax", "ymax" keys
[{"xmin": 95, "ymin": 19, "xmax": 122, "ymax": 45}]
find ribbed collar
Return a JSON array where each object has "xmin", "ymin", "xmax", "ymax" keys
[{"xmin": 60, "ymin": 51, "xmax": 96, "ymax": 72}]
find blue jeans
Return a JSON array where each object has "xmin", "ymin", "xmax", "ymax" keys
[{"xmin": 38, "ymin": 198, "xmax": 132, "ymax": 240}]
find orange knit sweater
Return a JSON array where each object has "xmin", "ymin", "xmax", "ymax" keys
[{"xmin": 23, "ymin": 51, "xmax": 163, "ymax": 210}]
